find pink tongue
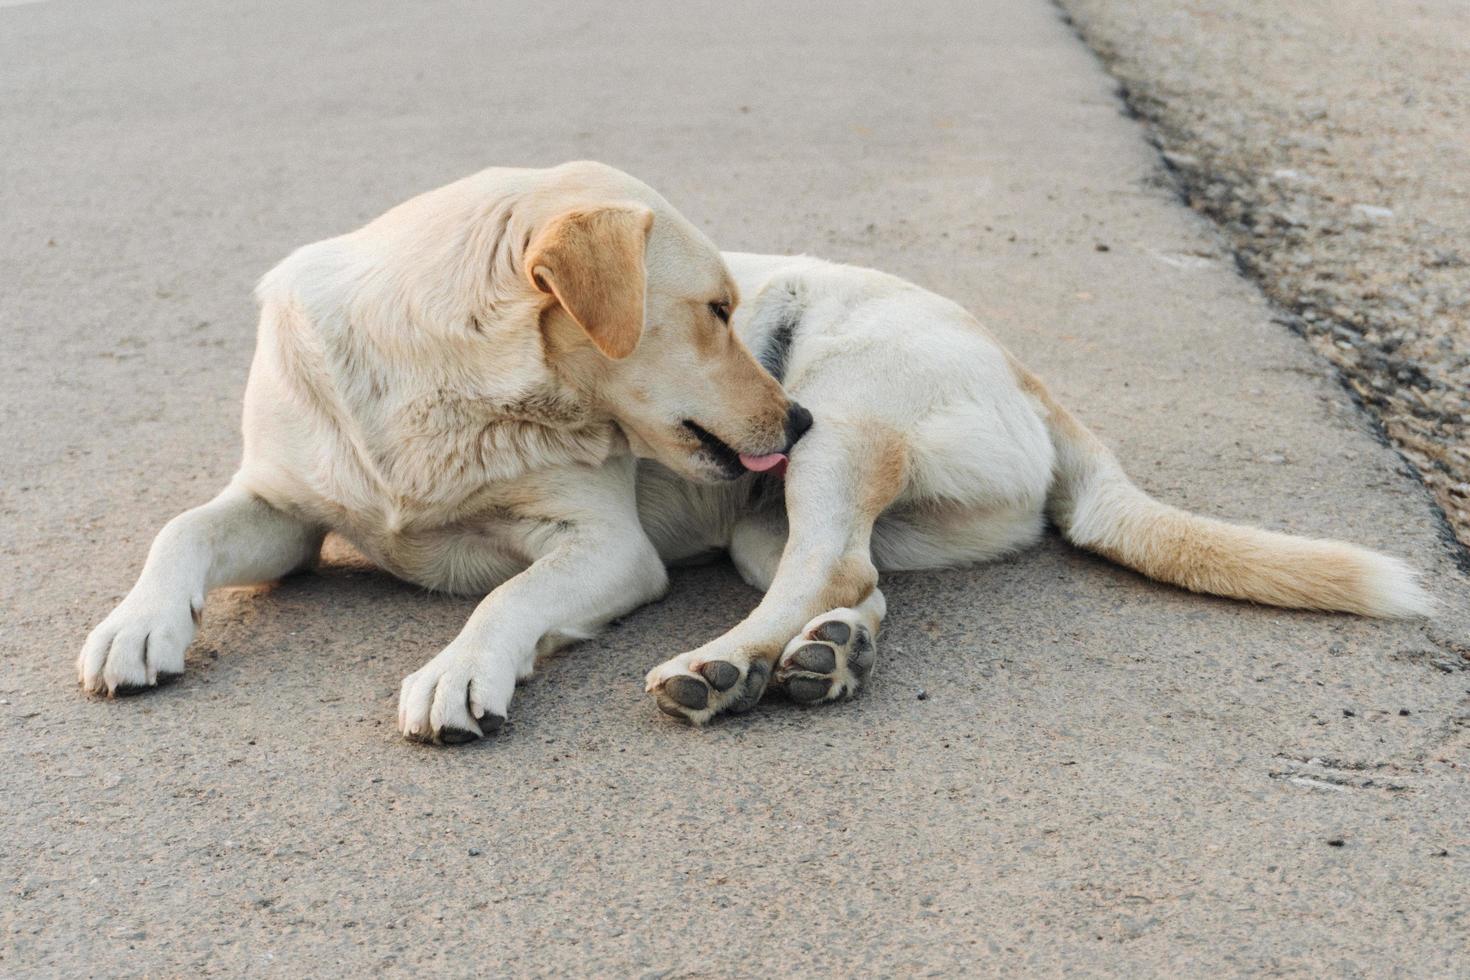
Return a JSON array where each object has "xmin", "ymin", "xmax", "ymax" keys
[{"xmin": 739, "ymin": 451, "xmax": 789, "ymax": 475}]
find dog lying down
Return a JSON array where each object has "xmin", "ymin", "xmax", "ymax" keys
[{"xmin": 78, "ymin": 161, "xmax": 1434, "ymax": 741}]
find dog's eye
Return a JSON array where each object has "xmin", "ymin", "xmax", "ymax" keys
[{"xmin": 709, "ymin": 301, "xmax": 731, "ymax": 324}]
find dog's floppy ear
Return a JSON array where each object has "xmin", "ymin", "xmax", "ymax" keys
[{"xmin": 525, "ymin": 204, "xmax": 654, "ymax": 360}]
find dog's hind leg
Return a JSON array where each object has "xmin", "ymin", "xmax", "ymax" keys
[
  {"xmin": 78, "ymin": 482, "xmax": 323, "ymax": 696},
  {"xmin": 645, "ymin": 418, "xmax": 907, "ymax": 723}
]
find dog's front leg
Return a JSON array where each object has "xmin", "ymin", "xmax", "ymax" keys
[
  {"xmin": 78, "ymin": 482, "xmax": 323, "ymax": 695},
  {"xmin": 645, "ymin": 420, "xmax": 907, "ymax": 723},
  {"xmin": 397, "ymin": 524, "xmax": 667, "ymax": 744}
]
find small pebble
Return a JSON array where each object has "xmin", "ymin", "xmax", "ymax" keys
[
  {"xmin": 916, "ymin": 690, "xmax": 928, "ymax": 701},
  {"xmin": 468, "ymin": 848, "xmax": 482, "ymax": 857},
  {"xmin": 1327, "ymin": 838, "xmax": 1345, "ymax": 848},
  {"xmin": 1342, "ymin": 708, "xmax": 1355, "ymax": 717},
  {"xmin": 1399, "ymin": 708, "xmax": 1411, "ymax": 716}
]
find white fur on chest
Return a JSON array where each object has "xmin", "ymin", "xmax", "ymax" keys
[{"xmin": 241, "ymin": 236, "xmax": 628, "ymax": 592}]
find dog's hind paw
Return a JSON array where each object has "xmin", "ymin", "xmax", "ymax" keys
[
  {"xmin": 772, "ymin": 608, "xmax": 876, "ymax": 704},
  {"xmin": 644, "ymin": 648, "xmax": 772, "ymax": 725}
]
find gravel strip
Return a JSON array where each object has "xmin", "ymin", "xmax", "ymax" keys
[{"xmin": 1058, "ymin": 0, "xmax": 1470, "ymax": 552}]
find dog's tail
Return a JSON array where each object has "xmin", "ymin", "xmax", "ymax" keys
[{"xmin": 1016, "ymin": 365, "xmax": 1434, "ymax": 617}]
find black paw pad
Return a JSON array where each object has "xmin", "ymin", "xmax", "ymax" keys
[
  {"xmin": 475, "ymin": 712, "xmax": 506, "ymax": 734},
  {"xmin": 811, "ymin": 620, "xmax": 852, "ymax": 645},
  {"xmin": 790, "ymin": 643, "xmax": 837, "ymax": 674},
  {"xmin": 699, "ymin": 661, "xmax": 741, "ymax": 692},
  {"xmin": 727, "ymin": 660, "xmax": 771, "ymax": 714},
  {"xmin": 850, "ymin": 628, "xmax": 875, "ymax": 674},
  {"xmin": 657, "ymin": 699, "xmax": 689, "ymax": 719},
  {"xmin": 438, "ymin": 726, "xmax": 480, "ymax": 745},
  {"xmin": 786, "ymin": 675, "xmax": 832, "ymax": 704},
  {"xmin": 664, "ymin": 675, "xmax": 710, "ymax": 710},
  {"xmin": 112, "ymin": 682, "xmax": 153, "ymax": 697}
]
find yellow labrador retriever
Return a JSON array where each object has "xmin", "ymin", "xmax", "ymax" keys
[{"xmin": 78, "ymin": 161, "xmax": 1432, "ymax": 741}]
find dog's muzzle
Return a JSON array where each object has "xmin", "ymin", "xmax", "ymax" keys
[{"xmin": 738, "ymin": 402, "xmax": 813, "ymax": 476}]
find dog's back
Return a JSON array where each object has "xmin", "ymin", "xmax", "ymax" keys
[{"xmin": 715, "ymin": 251, "xmax": 1432, "ymax": 617}]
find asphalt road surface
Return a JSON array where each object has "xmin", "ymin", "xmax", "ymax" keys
[
  {"xmin": 3, "ymin": 0, "xmax": 1467, "ymax": 975},
  {"xmin": 1063, "ymin": 0, "xmax": 1470, "ymax": 549}
]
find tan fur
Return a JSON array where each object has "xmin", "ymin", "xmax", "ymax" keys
[
  {"xmin": 860, "ymin": 426, "xmax": 911, "ymax": 521},
  {"xmin": 1015, "ymin": 361, "xmax": 1433, "ymax": 617},
  {"xmin": 691, "ymin": 288, "xmax": 739, "ymax": 357},
  {"xmin": 78, "ymin": 162, "xmax": 805, "ymax": 735},
  {"xmin": 79, "ymin": 168, "xmax": 1433, "ymax": 741},
  {"xmin": 648, "ymin": 251, "xmax": 1431, "ymax": 726},
  {"xmin": 526, "ymin": 205, "xmax": 653, "ymax": 360},
  {"xmin": 239, "ymin": 163, "xmax": 798, "ymax": 564},
  {"xmin": 816, "ymin": 553, "xmax": 880, "ymax": 616}
]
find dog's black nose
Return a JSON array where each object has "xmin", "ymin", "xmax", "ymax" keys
[{"xmin": 784, "ymin": 402, "xmax": 814, "ymax": 448}]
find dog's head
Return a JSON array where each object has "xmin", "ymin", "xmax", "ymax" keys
[{"xmin": 522, "ymin": 165, "xmax": 810, "ymax": 482}]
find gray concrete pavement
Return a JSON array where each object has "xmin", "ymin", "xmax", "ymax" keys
[
  {"xmin": 2, "ymin": 0, "xmax": 1467, "ymax": 975},
  {"xmin": 1062, "ymin": 0, "xmax": 1470, "ymax": 549}
]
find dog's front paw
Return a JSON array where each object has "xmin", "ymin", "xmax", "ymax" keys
[
  {"xmin": 397, "ymin": 647, "xmax": 510, "ymax": 745},
  {"xmin": 78, "ymin": 592, "xmax": 200, "ymax": 696},
  {"xmin": 773, "ymin": 608, "xmax": 876, "ymax": 704},
  {"xmin": 644, "ymin": 647, "xmax": 772, "ymax": 725}
]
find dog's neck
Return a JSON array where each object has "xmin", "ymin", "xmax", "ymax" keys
[{"xmin": 259, "ymin": 232, "xmax": 626, "ymax": 521}]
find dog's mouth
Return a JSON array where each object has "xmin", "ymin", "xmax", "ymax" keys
[
  {"xmin": 681, "ymin": 421, "xmax": 789, "ymax": 480},
  {"xmin": 682, "ymin": 421, "xmax": 744, "ymax": 479}
]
